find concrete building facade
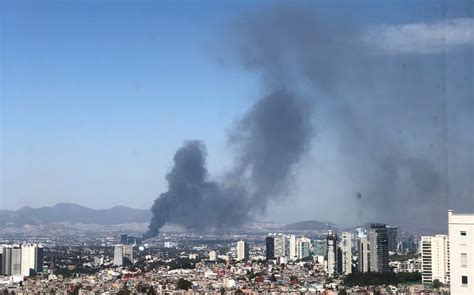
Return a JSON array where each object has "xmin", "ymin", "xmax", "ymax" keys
[
  {"xmin": 326, "ymin": 230, "xmax": 338, "ymax": 275},
  {"xmin": 449, "ymin": 210, "xmax": 474, "ymax": 294},
  {"xmin": 113, "ymin": 244, "xmax": 124, "ymax": 266},
  {"xmin": 357, "ymin": 236, "xmax": 370, "ymax": 273},
  {"xmin": 236, "ymin": 240, "xmax": 249, "ymax": 261},
  {"xmin": 369, "ymin": 224, "xmax": 390, "ymax": 272},
  {"xmin": 421, "ymin": 235, "xmax": 450, "ymax": 284},
  {"xmin": 340, "ymin": 232, "xmax": 352, "ymax": 274}
]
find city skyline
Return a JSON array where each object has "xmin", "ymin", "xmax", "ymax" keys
[{"xmin": 1, "ymin": 211, "xmax": 473, "ymax": 293}]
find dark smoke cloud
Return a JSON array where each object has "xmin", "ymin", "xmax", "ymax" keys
[
  {"xmin": 148, "ymin": 3, "xmax": 473, "ymax": 234},
  {"xmin": 230, "ymin": 90, "xmax": 312, "ymax": 206},
  {"xmin": 226, "ymin": 3, "xmax": 473, "ymax": 230},
  {"xmin": 146, "ymin": 90, "xmax": 312, "ymax": 237},
  {"xmin": 147, "ymin": 140, "xmax": 250, "ymax": 237}
]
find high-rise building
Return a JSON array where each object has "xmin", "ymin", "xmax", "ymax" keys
[
  {"xmin": 356, "ymin": 227, "xmax": 368, "ymax": 238},
  {"xmin": 357, "ymin": 236, "xmax": 370, "ymax": 273},
  {"xmin": 123, "ymin": 245, "xmax": 134, "ymax": 263},
  {"xmin": 2, "ymin": 246, "xmax": 12, "ymax": 276},
  {"xmin": 164, "ymin": 241, "xmax": 178, "ymax": 248},
  {"xmin": 289, "ymin": 235, "xmax": 297, "ymax": 261},
  {"xmin": 274, "ymin": 234, "xmax": 287, "ymax": 258},
  {"xmin": 209, "ymin": 250, "xmax": 217, "ymax": 262},
  {"xmin": 120, "ymin": 234, "xmax": 128, "ymax": 244},
  {"xmin": 36, "ymin": 246, "xmax": 44, "ymax": 274},
  {"xmin": 369, "ymin": 224, "xmax": 390, "ymax": 272},
  {"xmin": 0, "ymin": 246, "xmax": 5, "ymax": 275},
  {"xmin": 312, "ymin": 240, "xmax": 327, "ymax": 257},
  {"xmin": 297, "ymin": 237, "xmax": 311, "ymax": 260},
  {"xmin": 449, "ymin": 210, "xmax": 474, "ymax": 294},
  {"xmin": 340, "ymin": 232, "xmax": 352, "ymax": 274},
  {"xmin": 387, "ymin": 226, "xmax": 398, "ymax": 253},
  {"xmin": 237, "ymin": 240, "xmax": 249, "ymax": 261},
  {"xmin": 19, "ymin": 244, "xmax": 43, "ymax": 276},
  {"xmin": 11, "ymin": 246, "xmax": 22, "ymax": 276},
  {"xmin": 421, "ymin": 235, "xmax": 450, "ymax": 284},
  {"xmin": 127, "ymin": 236, "xmax": 137, "ymax": 245},
  {"xmin": 327, "ymin": 230, "xmax": 338, "ymax": 275},
  {"xmin": 21, "ymin": 244, "xmax": 35, "ymax": 276},
  {"xmin": 113, "ymin": 244, "xmax": 124, "ymax": 266},
  {"xmin": 266, "ymin": 236, "xmax": 275, "ymax": 260}
]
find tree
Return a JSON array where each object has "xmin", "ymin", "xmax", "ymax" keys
[
  {"xmin": 432, "ymin": 279, "xmax": 442, "ymax": 289},
  {"xmin": 176, "ymin": 278, "xmax": 192, "ymax": 290},
  {"xmin": 270, "ymin": 274, "xmax": 277, "ymax": 282},
  {"xmin": 147, "ymin": 286, "xmax": 157, "ymax": 295},
  {"xmin": 343, "ymin": 271, "xmax": 421, "ymax": 287}
]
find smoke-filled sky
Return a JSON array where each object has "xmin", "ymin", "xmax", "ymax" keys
[{"xmin": 1, "ymin": 0, "xmax": 473, "ymax": 230}]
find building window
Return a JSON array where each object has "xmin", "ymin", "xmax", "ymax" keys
[
  {"xmin": 462, "ymin": 276, "xmax": 468, "ymax": 285},
  {"xmin": 461, "ymin": 253, "xmax": 468, "ymax": 267},
  {"xmin": 461, "ymin": 231, "xmax": 467, "ymax": 245}
]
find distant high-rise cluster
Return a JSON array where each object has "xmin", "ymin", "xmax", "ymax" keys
[
  {"xmin": 262, "ymin": 224, "xmax": 400, "ymax": 276},
  {"xmin": 0, "ymin": 243, "xmax": 44, "ymax": 277},
  {"xmin": 120, "ymin": 234, "xmax": 138, "ymax": 246},
  {"xmin": 264, "ymin": 234, "xmax": 317, "ymax": 264}
]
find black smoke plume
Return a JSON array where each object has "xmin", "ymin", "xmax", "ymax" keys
[
  {"xmin": 146, "ymin": 90, "xmax": 312, "ymax": 237},
  {"xmin": 148, "ymin": 3, "xmax": 473, "ymax": 234}
]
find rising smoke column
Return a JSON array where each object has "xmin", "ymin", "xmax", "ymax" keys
[
  {"xmin": 146, "ymin": 140, "xmax": 250, "ymax": 238},
  {"xmin": 148, "ymin": 3, "xmax": 474, "ymax": 234},
  {"xmin": 146, "ymin": 91, "xmax": 312, "ymax": 237}
]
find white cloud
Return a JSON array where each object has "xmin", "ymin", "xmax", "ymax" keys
[{"xmin": 365, "ymin": 18, "xmax": 474, "ymax": 54}]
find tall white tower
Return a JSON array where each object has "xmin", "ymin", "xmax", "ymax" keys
[
  {"xmin": 20, "ymin": 244, "xmax": 42, "ymax": 276},
  {"xmin": 421, "ymin": 235, "xmax": 450, "ymax": 284},
  {"xmin": 340, "ymin": 232, "xmax": 352, "ymax": 274},
  {"xmin": 357, "ymin": 236, "xmax": 370, "ymax": 273},
  {"xmin": 274, "ymin": 234, "xmax": 287, "ymax": 258},
  {"xmin": 237, "ymin": 240, "xmax": 249, "ymax": 261},
  {"xmin": 123, "ymin": 245, "xmax": 134, "ymax": 263},
  {"xmin": 289, "ymin": 235, "xmax": 297, "ymax": 261},
  {"xmin": 449, "ymin": 210, "xmax": 474, "ymax": 294},
  {"xmin": 113, "ymin": 244, "xmax": 124, "ymax": 266},
  {"xmin": 327, "ymin": 230, "xmax": 338, "ymax": 275},
  {"xmin": 11, "ymin": 246, "xmax": 21, "ymax": 275},
  {"xmin": 297, "ymin": 237, "xmax": 311, "ymax": 260}
]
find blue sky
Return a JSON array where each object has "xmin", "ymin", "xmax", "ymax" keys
[
  {"xmin": 2, "ymin": 0, "xmax": 263, "ymax": 210},
  {"xmin": 1, "ymin": 0, "xmax": 473, "ymax": 226}
]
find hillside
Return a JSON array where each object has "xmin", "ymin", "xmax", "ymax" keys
[{"xmin": 0, "ymin": 203, "xmax": 152, "ymax": 227}]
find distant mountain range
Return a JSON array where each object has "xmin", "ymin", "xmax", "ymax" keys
[
  {"xmin": 0, "ymin": 203, "xmax": 152, "ymax": 227},
  {"xmin": 0, "ymin": 203, "xmax": 343, "ymax": 232}
]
